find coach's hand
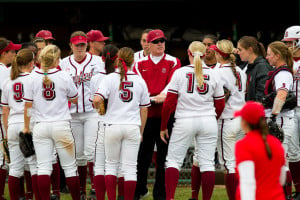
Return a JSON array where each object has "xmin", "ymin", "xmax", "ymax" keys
[
  {"xmin": 160, "ymin": 129, "xmax": 169, "ymax": 144},
  {"xmin": 22, "ymin": 128, "xmax": 31, "ymax": 134},
  {"xmin": 153, "ymin": 93, "xmax": 166, "ymax": 104}
]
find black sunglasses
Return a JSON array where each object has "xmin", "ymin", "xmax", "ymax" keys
[{"xmin": 151, "ymin": 38, "xmax": 166, "ymax": 44}]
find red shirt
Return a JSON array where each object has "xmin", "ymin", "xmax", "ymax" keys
[
  {"xmin": 134, "ymin": 54, "xmax": 181, "ymax": 118},
  {"xmin": 235, "ymin": 130, "xmax": 285, "ymax": 200}
]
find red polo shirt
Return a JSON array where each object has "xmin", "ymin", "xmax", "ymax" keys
[
  {"xmin": 235, "ymin": 130, "xmax": 285, "ymax": 200},
  {"xmin": 134, "ymin": 54, "xmax": 181, "ymax": 118}
]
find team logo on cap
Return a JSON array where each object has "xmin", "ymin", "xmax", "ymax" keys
[
  {"xmin": 285, "ymin": 31, "xmax": 288, "ymax": 37},
  {"xmin": 162, "ymin": 68, "xmax": 166, "ymax": 73}
]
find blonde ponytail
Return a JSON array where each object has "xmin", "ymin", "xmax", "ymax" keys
[
  {"xmin": 188, "ymin": 41, "xmax": 206, "ymax": 87},
  {"xmin": 39, "ymin": 45, "xmax": 60, "ymax": 86},
  {"xmin": 193, "ymin": 52, "xmax": 204, "ymax": 87}
]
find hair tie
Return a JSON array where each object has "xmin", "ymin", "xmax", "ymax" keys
[
  {"xmin": 119, "ymin": 58, "xmax": 128, "ymax": 81},
  {"xmin": 44, "ymin": 72, "xmax": 48, "ymax": 76},
  {"xmin": 192, "ymin": 51, "xmax": 203, "ymax": 57}
]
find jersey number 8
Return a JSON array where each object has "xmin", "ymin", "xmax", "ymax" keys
[{"xmin": 43, "ymin": 83, "xmax": 56, "ymax": 101}]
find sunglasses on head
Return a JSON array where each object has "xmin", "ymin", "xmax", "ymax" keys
[{"xmin": 151, "ymin": 38, "xmax": 166, "ymax": 44}]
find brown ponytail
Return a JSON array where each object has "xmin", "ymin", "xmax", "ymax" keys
[
  {"xmin": 249, "ymin": 117, "xmax": 272, "ymax": 159},
  {"xmin": 117, "ymin": 47, "xmax": 134, "ymax": 90},
  {"xmin": 11, "ymin": 49, "xmax": 34, "ymax": 80}
]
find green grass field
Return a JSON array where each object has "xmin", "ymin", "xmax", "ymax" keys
[{"xmin": 3, "ymin": 184, "xmax": 227, "ymax": 200}]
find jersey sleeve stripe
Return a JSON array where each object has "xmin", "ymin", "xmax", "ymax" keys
[
  {"xmin": 277, "ymin": 87, "xmax": 289, "ymax": 92},
  {"xmin": 140, "ymin": 102, "xmax": 151, "ymax": 107},
  {"xmin": 213, "ymin": 95, "xmax": 225, "ymax": 100},
  {"xmin": 94, "ymin": 92, "xmax": 105, "ymax": 100},
  {"xmin": 22, "ymin": 97, "xmax": 33, "ymax": 102},
  {"xmin": 0, "ymin": 102, "xmax": 8, "ymax": 106},
  {"xmin": 168, "ymin": 89, "xmax": 178, "ymax": 94},
  {"xmin": 68, "ymin": 93, "xmax": 78, "ymax": 99}
]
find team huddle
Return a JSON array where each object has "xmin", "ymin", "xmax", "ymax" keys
[{"xmin": 0, "ymin": 25, "xmax": 299, "ymax": 200}]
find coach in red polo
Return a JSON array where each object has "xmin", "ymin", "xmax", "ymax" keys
[{"xmin": 133, "ymin": 29, "xmax": 181, "ymax": 200}]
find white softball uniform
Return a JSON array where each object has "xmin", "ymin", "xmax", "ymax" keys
[
  {"xmin": 89, "ymin": 71, "xmax": 107, "ymax": 176},
  {"xmin": 60, "ymin": 53, "xmax": 104, "ymax": 164},
  {"xmin": 96, "ymin": 71, "xmax": 150, "ymax": 181},
  {"xmin": 266, "ymin": 70, "xmax": 300, "ymax": 163},
  {"xmin": 293, "ymin": 58, "xmax": 300, "ymax": 158},
  {"xmin": 0, "ymin": 72, "xmax": 37, "ymax": 177},
  {"xmin": 23, "ymin": 68, "xmax": 78, "ymax": 177},
  {"xmin": 134, "ymin": 50, "xmax": 145, "ymax": 63},
  {"xmin": 0, "ymin": 63, "xmax": 10, "ymax": 169},
  {"xmin": 165, "ymin": 65, "xmax": 224, "ymax": 172},
  {"xmin": 215, "ymin": 64, "xmax": 246, "ymax": 174}
]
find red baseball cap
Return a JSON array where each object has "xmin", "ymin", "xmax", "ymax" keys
[
  {"xmin": 35, "ymin": 30, "xmax": 55, "ymax": 40},
  {"xmin": 86, "ymin": 30, "xmax": 109, "ymax": 42},
  {"xmin": 0, "ymin": 41, "xmax": 21, "ymax": 54},
  {"xmin": 234, "ymin": 101, "xmax": 265, "ymax": 125},
  {"xmin": 147, "ymin": 29, "xmax": 167, "ymax": 43},
  {"xmin": 70, "ymin": 35, "xmax": 88, "ymax": 45}
]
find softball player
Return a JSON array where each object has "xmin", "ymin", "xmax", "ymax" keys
[
  {"xmin": 282, "ymin": 26, "xmax": 300, "ymax": 199},
  {"xmin": 265, "ymin": 41, "xmax": 300, "ymax": 200},
  {"xmin": 94, "ymin": 47, "xmax": 150, "ymax": 200},
  {"xmin": 22, "ymin": 45, "xmax": 80, "ymax": 200},
  {"xmin": 210, "ymin": 40, "xmax": 246, "ymax": 200},
  {"xmin": 60, "ymin": 31, "xmax": 104, "ymax": 198},
  {"xmin": 161, "ymin": 41, "xmax": 225, "ymax": 200},
  {"xmin": 90, "ymin": 44, "xmax": 118, "ymax": 200},
  {"xmin": 1, "ymin": 49, "xmax": 38, "ymax": 200},
  {"xmin": 0, "ymin": 38, "xmax": 21, "ymax": 200},
  {"xmin": 134, "ymin": 29, "xmax": 152, "ymax": 63},
  {"xmin": 234, "ymin": 101, "xmax": 286, "ymax": 200}
]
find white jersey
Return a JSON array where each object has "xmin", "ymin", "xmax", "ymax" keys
[
  {"xmin": 216, "ymin": 63, "xmax": 246, "ymax": 119},
  {"xmin": 0, "ymin": 72, "xmax": 31, "ymax": 125},
  {"xmin": 89, "ymin": 71, "xmax": 107, "ymax": 122},
  {"xmin": 168, "ymin": 64, "xmax": 224, "ymax": 119},
  {"xmin": 266, "ymin": 70, "xmax": 294, "ymax": 118},
  {"xmin": 60, "ymin": 53, "xmax": 104, "ymax": 113},
  {"xmin": 23, "ymin": 68, "xmax": 78, "ymax": 122},
  {"xmin": 293, "ymin": 58, "xmax": 300, "ymax": 106},
  {"xmin": 134, "ymin": 50, "xmax": 146, "ymax": 63},
  {"xmin": 0, "ymin": 63, "xmax": 11, "ymax": 114},
  {"xmin": 96, "ymin": 71, "xmax": 151, "ymax": 125}
]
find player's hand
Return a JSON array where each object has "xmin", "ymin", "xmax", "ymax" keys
[
  {"xmin": 153, "ymin": 93, "xmax": 166, "ymax": 104},
  {"xmin": 22, "ymin": 128, "xmax": 31, "ymax": 134},
  {"xmin": 160, "ymin": 129, "xmax": 169, "ymax": 144}
]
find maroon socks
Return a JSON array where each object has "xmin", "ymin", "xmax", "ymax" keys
[
  {"xmin": 51, "ymin": 162, "xmax": 60, "ymax": 198},
  {"xmin": 105, "ymin": 175, "xmax": 117, "ymax": 200},
  {"xmin": 201, "ymin": 171, "xmax": 215, "ymax": 200},
  {"xmin": 94, "ymin": 175, "xmax": 106, "ymax": 200},
  {"xmin": 191, "ymin": 165, "xmax": 201, "ymax": 200},
  {"xmin": 78, "ymin": 165, "xmax": 87, "ymax": 194},
  {"xmin": 165, "ymin": 167, "xmax": 179, "ymax": 200},
  {"xmin": 66, "ymin": 176, "xmax": 81, "ymax": 200}
]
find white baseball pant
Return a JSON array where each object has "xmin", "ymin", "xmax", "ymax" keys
[
  {"xmin": 104, "ymin": 124, "xmax": 141, "ymax": 181},
  {"xmin": 166, "ymin": 116, "xmax": 218, "ymax": 172},
  {"xmin": 94, "ymin": 121, "xmax": 105, "ymax": 176},
  {"xmin": 0, "ymin": 115, "xmax": 7, "ymax": 170},
  {"xmin": 7, "ymin": 122, "xmax": 37, "ymax": 177},
  {"xmin": 217, "ymin": 118, "xmax": 243, "ymax": 174},
  {"xmin": 33, "ymin": 121, "xmax": 77, "ymax": 177},
  {"xmin": 70, "ymin": 112, "xmax": 99, "ymax": 166}
]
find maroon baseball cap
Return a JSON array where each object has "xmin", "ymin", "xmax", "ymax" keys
[
  {"xmin": 35, "ymin": 30, "xmax": 55, "ymax": 40},
  {"xmin": 147, "ymin": 29, "xmax": 167, "ymax": 43},
  {"xmin": 86, "ymin": 30, "xmax": 109, "ymax": 42},
  {"xmin": 234, "ymin": 101, "xmax": 265, "ymax": 125},
  {"xmin": 0, "ymin": 41, "xmax": 21, "ymax": 54}
]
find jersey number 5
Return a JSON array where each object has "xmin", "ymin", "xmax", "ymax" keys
[
  {"xmin": 43, "ymin": 83, "xmax": 56, "ymax": 101},
  {"xmin": 13, "ymin": 82, "xmax": 23, "ymax": 102},
  {"xmin": 119, "ymin": 81, "xmax": 133, "ymax": 102},
  {"xmin": 186, "ymin": 73, "xmax": 209, "ymax": 95}
]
